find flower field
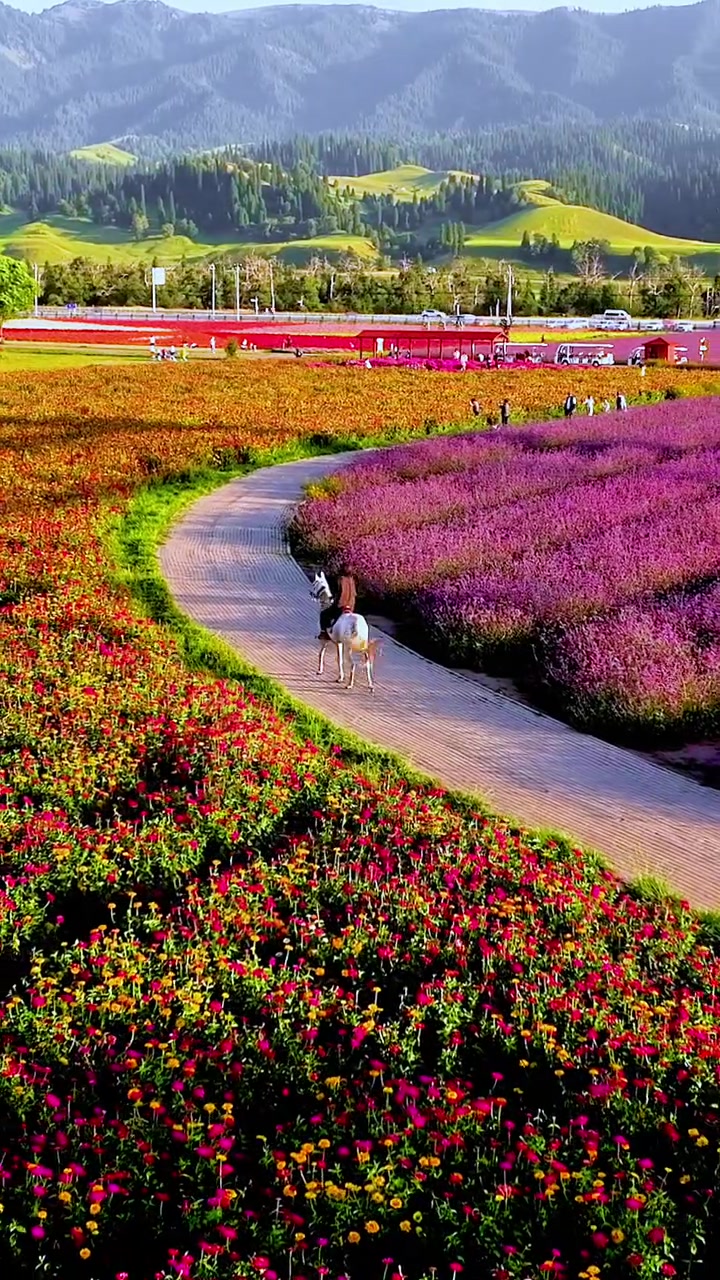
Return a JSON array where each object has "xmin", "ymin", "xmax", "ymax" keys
[
  {"xmin": 2, "ymin": 361, "xmax": 720, "ymax": 1279},
  {"xmin": 293, "ymin": 397, "xmax": 720, "ymax": 745}
]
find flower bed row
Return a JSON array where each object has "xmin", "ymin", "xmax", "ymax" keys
[
  {"xmin": 292, "ymin": 397, "xmax": 720, "ymax": 744},
  {"xmin": 0, "ymin": 361, "xmax": 720, "ymax": 1279}
]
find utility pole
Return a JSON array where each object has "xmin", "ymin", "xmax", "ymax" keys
[
  {"xmin": 33, "ymin": 263, "xmax": 39, "ymax": 317},
  {"xmin": 268, "ymin": 259, "xmax": 275, "ymax": 314},
  {"xmin": 234, "ymin": 264, "xmax": 240, "ymax": 322},
  {"xmin": 210, "ymin": 262, "xmax": 216, "ymax": 318},
  {"xmin": 250, "ymin": 295, "xmax": 259, "ymax": 316}
]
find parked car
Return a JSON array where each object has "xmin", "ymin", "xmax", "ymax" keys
[
  {"xmin": 590, "ymin": 309, "xmax": 633, "ymax": 330},
  {"xmin": 638, "ymin": 319, "xmax": 664, "ymax": 331},
  {"xmin": 421, "ymin": 309, "xmax": 447, "ymax": 322},
  {"xmin": 673, "ymin": 320, "xmax": 695, "ymax": 332}
]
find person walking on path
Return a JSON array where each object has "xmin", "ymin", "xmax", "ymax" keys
[
  {"xmin": 210, "ymin": 335, "xmax": 216, "ymax": 353},
  {"xmin": 470, "ymin": 398, "xmax": 481, "ymax": 417},
  {"xmin": 602, "ymin": 398, "xmax": 611, "ymax": 413},
  {"xmin": 500, "ymin": 399, "xmax": 511, "ymax": 426},
  {"xmin": 584, "ymin": 395, "xmax": 595, "ymax": 417},
  {"xmin": 182, "ymin": 343, "xmax": 189, "ymax": 362},
  {"xmin": 616, "ymin": 391, "xmax": 628, "ymax": 411},
  {"xmin": 564, "ymin": 393, "xmax": 577, "ymax": 418}
]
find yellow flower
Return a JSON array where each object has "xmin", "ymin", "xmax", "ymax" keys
[
  {"xmin": 348, "ymin": 1231, "xmax": 361, "ymax": 1245},
  {"xmin": 390, "ymin": 1197, "xmax": 403, "ymax": 1209},
  {"xmin": 365, "ymin": 1220, "xmax": 380, "ymax": 1234},
  {"xmin": 80, "ymin": 1249, "xmax": 91, "ymax": 1261},
  {"xmin": 318, "ymin": 1139, "xmax": 331, "ymax": 1150},
  {"xmin": 611, "ymin": 1230, "xmax": 625, "ymax": 1244},
  {"xmin": 400, "ymin": 1220, "xmax": 412, "ymax": 1233},
  {"xmin": 89, "ymin": 1203, "xmax": 101, "ymax": 1216},
  {"xmin": 697, "ymin": 1136, "xmax": 709, "ymax": 1147}
]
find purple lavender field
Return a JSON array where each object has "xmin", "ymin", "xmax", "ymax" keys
[{"xmin": 293, "ymin": 400, "xmax": 720, "ymax": 744}]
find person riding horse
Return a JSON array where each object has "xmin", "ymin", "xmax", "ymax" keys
[{"xmin": 319, "ymin": 566, "xmax": 356, "ymax": 639}]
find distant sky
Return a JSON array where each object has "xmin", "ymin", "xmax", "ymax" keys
[{"xmin": 11, "ymin": 0, "xmax": 699, "ymax": 14}]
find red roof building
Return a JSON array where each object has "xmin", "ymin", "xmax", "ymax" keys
[{"xmin": 358, "ymin": 326, "xmax": 507, "ymax": 360}]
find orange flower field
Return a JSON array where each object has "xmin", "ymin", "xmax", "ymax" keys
[{"xmin": 2, "ymin": 361, "xmax": 720, "ymax": 1280}]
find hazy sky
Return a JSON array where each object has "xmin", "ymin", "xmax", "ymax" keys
[{"xmin": 9, "ymin": 0, "xmax": 700, "ymax": 13}]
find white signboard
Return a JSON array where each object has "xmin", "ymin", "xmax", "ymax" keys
[{"xmin": 151, "ymin": 267, "xmax": 166, "ymax": 286}]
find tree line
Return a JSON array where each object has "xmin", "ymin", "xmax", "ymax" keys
[{"xmin": 35, "ymin": 254, "xmax": 720, "ymax": 319}]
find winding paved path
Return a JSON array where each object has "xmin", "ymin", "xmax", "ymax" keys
[{"xmin": 160, "ymin": 454, "xmax": 720, "ymax": 910}]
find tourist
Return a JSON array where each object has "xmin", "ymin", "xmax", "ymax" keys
[
  {"xmin": 563, "ymin": 393, "xmax": 577, "ymax": 418},
  {"xmin": 616, "ymin": 391, "xmax": 628, "ymax": 411},
  {"xmin": 500, "ymin": 399, "xmax": 510, "ymax": 426},
  {"xmin": 210, "ymin": 335, "xmax": 216, "ymax": 353},
  {"xmin": 470, "ymin": 398, "xmax": 481, "ymax": 417},
  {"xmin": 584, "ymin": 395, "xmax": 595, "ymax": 416},
  {"xmin": 319, "ymin": 565, "xmax": 356, "ymax": 638},
  {"xmin": 602, "ymin": 398, "xmax": 611, "ymax": 412},
  {"xmin": 181, "ymin": 343, "xmax": 189, "ymax": 361},
  {"xmin": 460, "ymin": 353, "xmax": 468, "ymax": 372}
]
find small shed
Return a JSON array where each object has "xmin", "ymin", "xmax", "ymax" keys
[
  {"xmin": 358, "ymin": 326, "xmax": 507, "ymax": 360},
  {"xmin": 642, "ymin": 336, "xmax": 681, "ymax": 363}
]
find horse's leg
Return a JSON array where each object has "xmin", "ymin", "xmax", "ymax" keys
[
  {"xmin": 347, "ymin": 647, "xmax": 356, "ymax": 690},
  {"xmin": 336, "ymin": 642, "xmax": 344, "ymax": 684},
  {"xmin": 317, "ymin": 636, "xmax": 329, "ymax": 675},
  {"xmin": 365, "ymin": 651, "xmax": 374, "ymax": 692}
]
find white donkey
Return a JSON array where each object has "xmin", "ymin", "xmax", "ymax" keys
[{"xmin": 310, "ymin": 570, "xmax": 378, "ymax": 691}]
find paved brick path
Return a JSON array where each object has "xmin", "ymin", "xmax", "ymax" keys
[{"xmin": 160, "ymin": 453, "xmax": 720, "ymax": 910}]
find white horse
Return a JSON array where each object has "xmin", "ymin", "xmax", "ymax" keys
[{"xmin": 310, "ymin": 570, "xmax": 378, "ymax": 691}]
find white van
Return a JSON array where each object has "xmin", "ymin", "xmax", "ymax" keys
[{"xmin": 590, "ymin": 310, "xmax": 632, "ymax": 330}]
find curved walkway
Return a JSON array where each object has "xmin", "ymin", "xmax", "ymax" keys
[{"xmin": 160, "ymin": 453, "xmax": 720, "ymax": 910}]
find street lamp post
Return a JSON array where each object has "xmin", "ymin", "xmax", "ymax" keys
[
  {"xmin": 234, "ymin": 264, "xmax": 240, "ymax": 322},
  {"xmin": 210, "ymin": 263, "xmax": 216, "ymax": 319}
]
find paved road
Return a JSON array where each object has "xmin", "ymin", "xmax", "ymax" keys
[{"xmin": 160, "ymin": 454, "xmax": 720, "ymax": 910}]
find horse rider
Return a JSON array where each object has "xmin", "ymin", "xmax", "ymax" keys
[{"xmin": 319, "ymin": 565, "xmax": 356, "ymax": 639}]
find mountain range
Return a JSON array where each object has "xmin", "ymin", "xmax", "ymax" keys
[{"xmin": 3, "ymin": 0, "xmax": 720, "ymax": 151}]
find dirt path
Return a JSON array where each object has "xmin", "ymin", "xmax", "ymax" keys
[{"xmin": 160, "ymin": 453, "xmax": 720, "ymax": 910}]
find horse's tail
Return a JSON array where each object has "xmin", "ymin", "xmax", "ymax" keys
[{"xmin": 367, "ymin": 638, "xmax": 381, "ymax": 664}]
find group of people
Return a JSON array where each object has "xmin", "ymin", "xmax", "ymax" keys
[
  {"xmin": 149, "ymin": 337, "xmax": 194, "ymax": 361},
  {"xmin": 563, "ymin": 392, "xmax": 627, "ymax": 418},
  {"xmin": 470, "ymin": 398, "xmax": 511, "ymax": 427}
]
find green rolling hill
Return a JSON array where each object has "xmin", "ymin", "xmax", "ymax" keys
[
  {"xmin": 69, "ymin": 143, "xmax": 137, "ymax": 166},
  {"xmin": 464, "ymin": 181, "xmax": 720, "ymax": 264},
  {"xmin": 0, "ymin": 211, "xmax": 376, "ymax": 266},
  {"xmin": 329, "ymin": 165, "xmax": 474, "ymax": 197}
]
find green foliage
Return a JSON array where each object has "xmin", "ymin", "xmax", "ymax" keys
[{"xmin": 0, "ymin": 256, "xmax": 34, "ymax": 323}]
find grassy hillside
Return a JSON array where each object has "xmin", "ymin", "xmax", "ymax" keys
[
  {"xmin": 69, "ymin": 143, "xmax": 137, "ymax": 165},
  {"xmin": 329, "ymin": 164, "xmax": 473, "ymax": 197},
  {"xmin": 466, "ymin": 182, "xmax": 720, "ymax": 263},
  {"xmin": 0, "ymin": 211, "xmax": 376, "ymax": 266}
]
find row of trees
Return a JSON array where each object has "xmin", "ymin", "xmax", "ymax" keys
[{"xmin": 31, "ymin": 254, "xmax": 720, "ymax": 319}]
